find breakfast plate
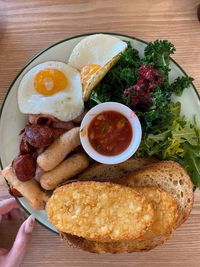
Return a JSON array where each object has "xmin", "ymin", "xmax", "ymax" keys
[{"xmin": 0, "ymin": 33, "xmax": 200, "ymax": 236}]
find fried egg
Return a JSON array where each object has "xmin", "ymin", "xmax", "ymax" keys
[
  {"xmin": 68, "ymin": 34, "xmax": 127, "ymax": 101},
  {"xmin": 18, "ymin": 61, "xmax": 84, "ymax": 122}
]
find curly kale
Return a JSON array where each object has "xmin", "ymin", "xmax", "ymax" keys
[
  {"xmin": 170, "ymin": 76, "xmax": 194, "ymax": 96},
  {"xmin": 143, "ymin": 40, "xmax": 176, "ymax": 80}
]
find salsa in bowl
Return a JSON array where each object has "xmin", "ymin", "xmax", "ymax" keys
[{"xmin": 80, "ymin": 102, "xmax": 142, "ymax": 164}]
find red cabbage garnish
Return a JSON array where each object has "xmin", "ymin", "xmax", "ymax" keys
[{"xmin": 124, "ymin": 65, "xmax": 162, "ymax": 110}]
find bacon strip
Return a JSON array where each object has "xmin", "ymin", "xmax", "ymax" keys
[
  {"xmin": 52, "ymin": 121, "xmax": 75, "ymax": 130},
  {"xmin": 28, "ymin": 114, "xmax": 59, "ymax": 125}
]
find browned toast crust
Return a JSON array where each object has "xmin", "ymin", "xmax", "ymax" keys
[{"xmin": 119, "ymin": 161, "xmax": 193, "ymax": 227}]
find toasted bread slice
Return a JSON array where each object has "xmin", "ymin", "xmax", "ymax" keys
[
  {"xmin": 47, "ymin": 181, "xmax": 154, "ymax": 242},
  {"xmin": 61, "ymin": 187, "xmax": 178, "ymax": 253},
  {"xmin": 61, "ymin": 231, "xmax": 172, "ymax": 254},
  {"xmin": 76, "ymin": 157, "xmax": 158, "ymax": 181},
  {"xmin": 118, "ymin": 161, "xmax": 193, "ymax": 227}
]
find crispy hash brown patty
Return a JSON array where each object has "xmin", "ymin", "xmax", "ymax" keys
[
  {"xmin": 60, "ymin": 187, "xmax": 178, "ymax": 253},
  {"xmin": 47, "ymin": 181, "xmax": 154, "ymax": 242}
]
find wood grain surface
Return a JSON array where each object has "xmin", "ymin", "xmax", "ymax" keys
[{"xmin": 0, "ymin": 0, "xmax": 200, "ymax": 266}]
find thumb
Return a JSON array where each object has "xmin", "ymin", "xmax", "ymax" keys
[{"xmin": 5, "ymin": 215, "xmax": 35, "ymax": 267}]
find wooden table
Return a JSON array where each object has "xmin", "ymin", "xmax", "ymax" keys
[{"xmin": 0, "ymin": 0, "xmax": 200, "ymax": 266}]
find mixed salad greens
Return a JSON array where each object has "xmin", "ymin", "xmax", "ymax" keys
[{"xmin": 87, "ymin": 40, "xmax": 200, "ymax": 188}]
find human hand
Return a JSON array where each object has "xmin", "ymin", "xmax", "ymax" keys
[{"xmin": 0, "ymin": 198, "xmax": 35, "ymax": 267}]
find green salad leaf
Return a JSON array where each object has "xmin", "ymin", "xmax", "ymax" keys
[
  {"xmin": 137, "ymin": 85, "xmax": 172, "ymax": 132},
  {"xmin": 143, "ymin": 40, "xmax": 176, "ymax": 80},
  {"xmin": 184, "ymin": 143, "xmax": 200, "ymax": 188},
  {"xmin": 170, "ymin": 76, "xmax": 194, "ymax": 96},
  {"xmin": 136, "ymin": 103, "xmax": 200, "ymax": 186}
]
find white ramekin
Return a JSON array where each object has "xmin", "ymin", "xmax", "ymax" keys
[{"xmin": 80, "ymin": 102, "xmax": 142, "ymax": 164}]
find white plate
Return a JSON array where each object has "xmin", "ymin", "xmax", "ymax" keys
[{"xmin": 0, "ymin": 33, "xmax": 200, "ymax": 234}]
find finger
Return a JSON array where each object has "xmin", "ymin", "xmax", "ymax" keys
[
  {"xmin": 5, "ymin": 215, "xmax": 35, "ymax": 267},
  {"xmin": 8, "ymin": 208, "xmax": 25, "ymax": 221},
  {"xmin": 0, "ymin": 198, "xmax": 20, "ymax": 215}
]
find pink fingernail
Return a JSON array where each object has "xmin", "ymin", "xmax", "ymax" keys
[{"xmin": 24, "ymin": 215, "xmax": 35, "ymax": 234}]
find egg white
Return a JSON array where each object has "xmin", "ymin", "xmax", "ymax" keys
[
  {"xmin": 18, "ymin": 61, "xmax": 84, "ymax": 122},
  {"xmin": 68, "ymin": 34, "xmax": 127, "ymax": 69}
]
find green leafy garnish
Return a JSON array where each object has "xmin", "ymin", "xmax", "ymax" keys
[
  {"xmin": 143, "ymin": 40, "xmax": 176, "ymax": 80},
  {"xmin": 170, "ymin": 76, "xmax": 194, "ymax": 96},
  {"xmin": 184, "ymin": 143, "xmax": 200, "ymax": 188},
  {"xmin": 136, "ymin": 103, "xmax": 200, "ymax": 187}
]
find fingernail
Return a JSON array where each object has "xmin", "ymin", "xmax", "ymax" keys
[{"xmin": 24, "ymin": 215, "xmax": 35, "ymax": 234}]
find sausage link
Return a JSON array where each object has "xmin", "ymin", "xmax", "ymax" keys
[
  {"xmin": 40, "ymin": 153, "xmax": 89, "ymax": 190},
  {"xmin": 37, "ymin": 127, "xmax": 80, "ymax": 171},
  {"xmin": 12, "ymin": 155, "xmax": 36, "ymax": 181},
  {"xmin": 25, "ymin": 124, "xmax": 54, "ymax": 148},
  {"xmin": 20, "ymin": 136, "xmax": 35, "ymax": 155},
  {"xmin": 2, "ymin": 166, "xmax": 49, "ymax": 210}
]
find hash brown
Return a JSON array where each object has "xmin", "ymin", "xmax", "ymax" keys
[{"xmin": 47, "ymin": 181, "xmax": 154, "ymax": 242}]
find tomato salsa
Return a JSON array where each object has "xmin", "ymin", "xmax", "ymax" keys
[{"xmin": 88, "ymin": 111, "xmax": 132, "ymax": 156}]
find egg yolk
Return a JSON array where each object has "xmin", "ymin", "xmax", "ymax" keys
[
  {"xmin": 34, "ymin": 68, "xmax": 68, "ymax": 96},
  {"xmin": 80, "ymin": 64, "xmax": 101, "ymax": 90}
]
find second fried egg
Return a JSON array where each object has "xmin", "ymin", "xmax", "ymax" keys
[{"xmin": 68, "ymin": 34, "xmax": 127, "ymax": 101}]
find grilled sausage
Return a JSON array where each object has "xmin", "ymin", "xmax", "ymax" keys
[
  {"xmin": 12, "ymin": 155, "xmax": 36, "ymax": 181},
  {"xmin": 40, "ymin": 153, "xmax": 89, "ymax": 190},
  {"xmin": 37, "ymin": 127, "xmax": 80, "ymax": 171},
  {"xmin": 25, "ymin": 124, "xmax": 54, "ymax": 148},
  {"xmin": 20, "ymin": 136, "xmax": 35, "ymax": 155},
  {"xmin": 2, "ymin": 166, "xmax": 48, "ymax": 210}
]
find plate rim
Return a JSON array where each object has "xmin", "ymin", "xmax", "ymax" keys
[{"xmin": 0, "ymin": 32, "xmax": 199, "ymax": 234}]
